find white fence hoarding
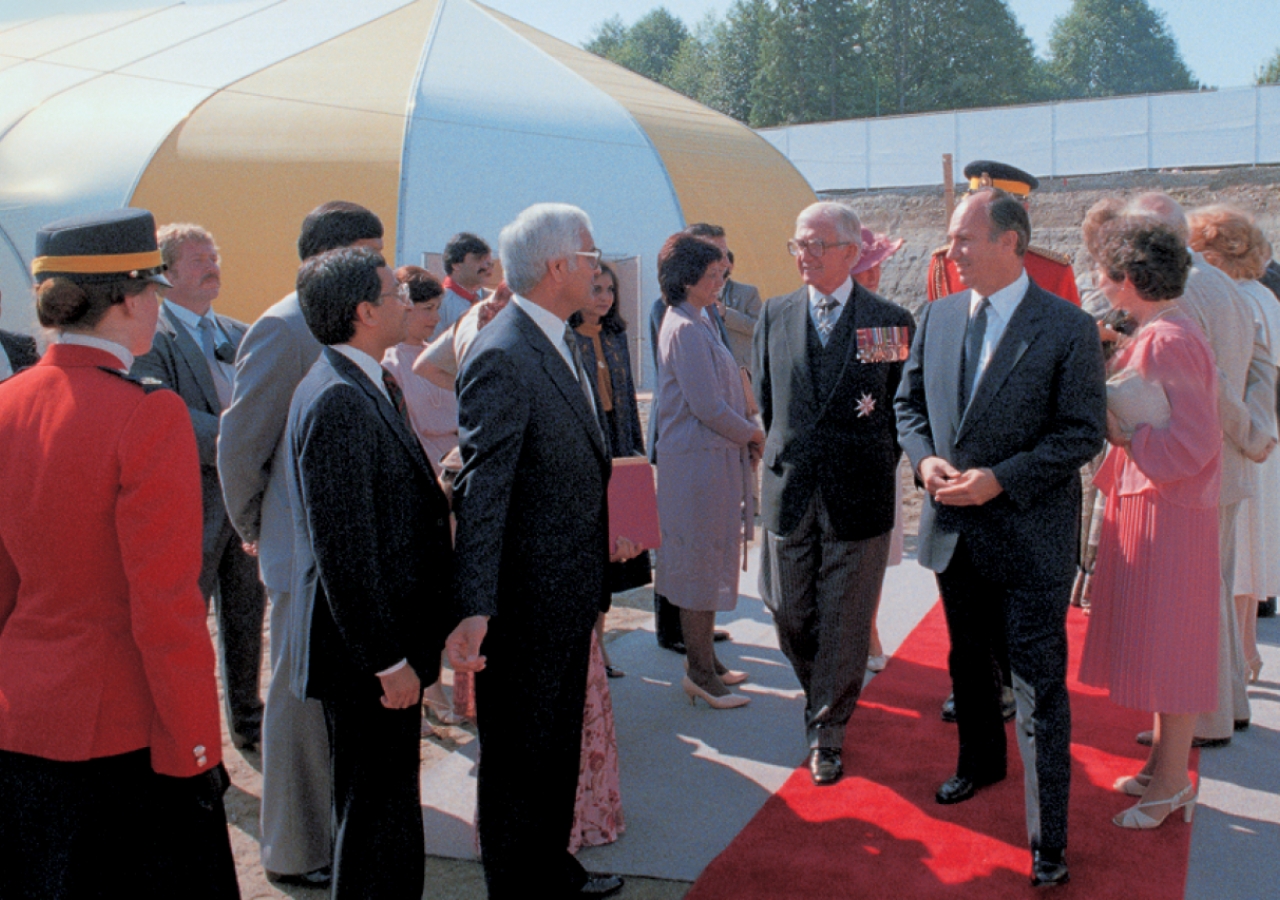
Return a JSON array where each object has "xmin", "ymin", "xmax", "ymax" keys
[{"xmin": 759, "ymin": 85, "xmax": 1280, "ymax": 192}]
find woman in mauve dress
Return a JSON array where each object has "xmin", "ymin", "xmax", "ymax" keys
[
  {"xmin": 1080, "ymin": 220, "xmax": 1221, "ymax": 830},
  {"xmin": 654, "ymin": 234, "xmax": 765, "ymax": 709}
]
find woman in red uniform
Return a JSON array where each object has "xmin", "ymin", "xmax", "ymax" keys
[{"xmin": 0, "ymin": 209, "xmax": 239, "ymax": 897}]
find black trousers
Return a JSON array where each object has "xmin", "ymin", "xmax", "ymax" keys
[
  {"xmin": 475, "ymin": 621, "xmax": 591, "ymax": 900},
  {"xmin": 937, "ymin": 539, "xmax": 1073, "ymax": 851},
  {"xmin": 0, "ymin": 748, "xmax": 239, "ymax": 899},
  {"xmin": 203, "ymin": 521, "xmax": 266, "ymax": 744},
  {"xmin": 321, "ymin": 689, "xmax": 425, "ymax": 900}
]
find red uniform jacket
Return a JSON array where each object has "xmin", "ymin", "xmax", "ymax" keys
[
  {"xmin": 0, "ymin": 344, "xmax": 221, "ymax": 777},
  {"xmin": 927, "ymin": 246, "xmax": 1081, "ymax": 305}
]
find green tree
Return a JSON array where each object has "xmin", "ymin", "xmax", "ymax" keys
[
  {"xmin": 860, "ymin": 0, "xmax": 1044, "ymax": 116},
  {"xmin": 700, "ymin": 0, "xmax": 775, "ymax": 124},
  {"xmin": 749, "ymin": 0, "xmax": 869, "ymax": 127},
  {"xmin": 1048, "ymin": 0, "xmax": 1197, "ymax": 98},
  {"xmin": 1259, "ymin": 48, "xmax": 1280, "ymax": 85},
  {"xmin": 584, "ymin": 7, "xmax": 690, "ymax": 85}
]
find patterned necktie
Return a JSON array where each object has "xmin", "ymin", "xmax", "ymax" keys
[
  {"xmin": 815, "ymin": 295, "xmax": 840, "ymax": 346},
  {"xmin": 564, "ymin": 324, "xmax": 605, "ymax": 442},
  {"xmin": 380, "ymin": 368, "xmax": 412, "ymax": 431},
  {"xmin": 960, "ymin": 297, "xmax": 990, "ymax": 408},
  {"xmin": 197, "ymin": 317, "xmax": 233, "ymax": 409}
]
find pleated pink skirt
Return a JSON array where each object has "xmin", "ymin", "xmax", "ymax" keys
[{"xmin": 1079, "ymin": 488, "xmax": 1219, "ymax": 713}]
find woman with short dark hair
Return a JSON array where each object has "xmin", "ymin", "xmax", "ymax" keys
[
  {"xmin": 1080, "ymin": 219, "xmax": 1221, "ymax": 830},
  {"xmin": 654, "ymin": 234, "xmax": 764, "ymax": 709}
]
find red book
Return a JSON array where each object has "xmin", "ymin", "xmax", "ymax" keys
[{"xmin": 608, "ymin": 456, "xmax": 661, "ymax": 551}]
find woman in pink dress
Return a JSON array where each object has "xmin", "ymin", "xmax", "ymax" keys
[{"xmin": 1080, "ymin": 220, "xmax": 1221, "ymax": 830}]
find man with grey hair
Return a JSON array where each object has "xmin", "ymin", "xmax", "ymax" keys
[
  {"xmin": 1128, "ymin": 192, "xmax": 1276, "ymax": 745},
  {"xmin": 446, "ymin": 203, "xmax": 630, "ymax": 899},
  {"xmin": 754, "ymin": 201, "xmax": 915, "ymax": 785}
]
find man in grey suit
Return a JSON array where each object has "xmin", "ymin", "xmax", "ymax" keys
[
  {"xmin": 217, "ymin": 202, "xmax": 384, "ymax": 888},
  {"xmin": 446, "ymin": 203, "xmax": 628, "ymax": 900},
  {"xmin": 720, "ymin": 252, "xmax": 763, "ymax": 375},
  {"xmin": 131, "ymin": 224, "xmax": 265, "ymax": 753},
  {"xmin": 1128, "ymin": 193, "xmax": 1276, "ymax": 744},
  {"xmin": 754, "ymin": 202, "xmax": 915, "ymax": 786},
  {"xmin": 895, "ymin": 188, "xmax": 1106, "ymax": 887}
]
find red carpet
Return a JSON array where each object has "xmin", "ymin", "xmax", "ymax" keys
[{"xmin": 686, "ymin": 604, "xmax": 1196, "ymax": 899}]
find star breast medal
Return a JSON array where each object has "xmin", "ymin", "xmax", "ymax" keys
[{"xmin": 856, "ymin": 392, "xmax": 876, "ymax": 418}]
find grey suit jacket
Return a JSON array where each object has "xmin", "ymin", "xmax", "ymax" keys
[
  {"xmin": 0, "ymin": 329, "xmax": 39, "ymax": 375},
  {"xmin": 895, "ymin": 281, "xmax": 1107, "ymax": 586},
  {"xmin": 218, "ymin": 292, "xmax": 322, "ymax": 593},
  {"xmin": 131, "ymin": 304, "xmax": 246, "ymax": 564},
  {"xmin": 1175, "ymin": 251, "xmax": 1276, "ymax": 506},
  {"xmin": 719, "ymin": 279, "xmax": 762, "ymax": 371}
]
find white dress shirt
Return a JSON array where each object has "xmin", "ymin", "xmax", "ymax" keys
[
  {"xmin": 968, "ymin": 270, "xmax": 1030, "ymax": 389},
  {"xmin": 512, "ymin": 295, "xmax": 577, "ymax": 379},
  {"xmin": 57, "ymin": 332, "xmax": 133, "ymax": 371},
  {"xmin": 807, "ymin": 276, "xmax": 855, "ymax": 333},
  {"xmin": 164, "ymin": 300, "xmax": 235, "ymax": 385}
]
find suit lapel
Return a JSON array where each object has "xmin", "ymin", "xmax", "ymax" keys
[
  {"xmin": 957, "ymin": 286, "xmax": 1041, "ymax": 439},
  {"xmin": 781, "ymin": 289, "xmax": 819, "ymax": 408},
  {"xmin": 511, "ymin": 305, "xmax": 608, "ymax": 462},
  {"xmin": 324, "ymin": 348, "xmax": 436, "ymax": 481},
  {"xmin": 162, "ymin": 305, "xmax": 221, "ymax": 413},
  {"xmin": 931, "ymin": 296, "xmax": 970, "ymax": 436}
]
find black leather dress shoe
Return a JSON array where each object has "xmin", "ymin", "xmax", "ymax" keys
[
  {"xmin": 940, "ymin": 693, "xmax": 957, "ymax": 722},
  {"xmin": 808, "ymin": 748, "xmax": 843, "ymax": 786},
  {"xmin": 267, "ymin": 866, "xmax": 332, "ymax": 887},
  {"xmin": 935, "ymin": 772, "xmax": 1004, "ymax": 805},
  {"xmin": 1234, "ymin": 718, "xmax": 1251, "ymax": 732},
  {"xmin": 1259, "ymin": 596, "xmax": 1277, "ymax": 618},
  {"xmin": 577, "ymin": 874, "xmax": 624, "ymax": 897},
  {"xmin": 657, "ymin": 638, "xmax": 687, "ymax": 654},
  {"xmin": 713, "ymin": 629, "xmax": 731, "ymax": 642},
  {"xmin": 1030, "ymin": 848, "xmax": 1069, "ymax": 887}
]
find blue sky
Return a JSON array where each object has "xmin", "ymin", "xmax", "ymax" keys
[{"xmin": 9, "ymin": 0, "xmax": 1278, "ymax": 90}]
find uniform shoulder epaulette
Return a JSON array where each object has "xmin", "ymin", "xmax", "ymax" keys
[
  {"xmin": 96, "ymin": 366, "xmax": 168, "ymax": 393},
  {"xmin": 1027, "ymin": 244, "xmax": 1072, "ymax": 266}
]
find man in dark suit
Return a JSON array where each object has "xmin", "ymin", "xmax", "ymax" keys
[
  {"xmin": 218, "ymin": 202, "xmax": 384, "ymax": 887},
  {"xmin": 895, "ymin": 188, "xmax": 1106, "ymax": 887},
  {"xmin": 754, "ymin": 201, "xmax": 914, "ymax": 786},
  {"xmin": 0, "ymin": 290, "xmax": 39, "ymax": 381},
  {"xmin": 286, "ymin": 247, "xmax": 451, "ymax": 899},
  {"xmin": 446, "ymin": 203, "xmax": 627, "ymax": 900},
  {"xmin": 131, "ymin": 224, "xmax": 265, "ymax": 752}
]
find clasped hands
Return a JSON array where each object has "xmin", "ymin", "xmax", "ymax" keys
[{"xmin": 919, "ymin": 456, "xmax": 1003, "ymax": 506}]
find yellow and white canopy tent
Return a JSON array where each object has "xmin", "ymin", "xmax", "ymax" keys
[{"xmin": 0, "ymin": 0, "xmax": 815, "ymax": 381}]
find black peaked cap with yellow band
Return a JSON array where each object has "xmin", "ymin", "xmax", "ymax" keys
[
  {"xmin": 32, "ymin": 208, "xmax": 171, "ymax": 287},
  {"xmin": 963, "ymin": 160, "xmax": 1039, "ymax": 198}
]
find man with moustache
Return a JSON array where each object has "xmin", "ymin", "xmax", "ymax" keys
[
  {"xmin": 286, "ymin": 247, "xmax": 451, "ymax": 899},
  {"xmin": 131, "ymin": 224, "xmax": 265, "ymax": 754},
  {"xmin": 434, "ymin": 231, "xmax": 495, "ymax": 337}
]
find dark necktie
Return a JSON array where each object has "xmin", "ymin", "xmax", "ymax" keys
[
  {"xmin": 564, "ymin": 324, "xmax": 606, "ymax": 441},
  {"xmin": 198, "ymin": 317, "xmax": 233, "ymax": 409},
  {"xmin": 381, "ymin": 368, "xmax": 412, "ymax": 431},
  {"xmin": 960, "ymin": 297, "xmax": 990, "ymax": 408}
]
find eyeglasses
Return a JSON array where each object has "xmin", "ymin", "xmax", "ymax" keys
[
  {"xmin": 787, "ymin": 239, "xmax": 852, "ymax": 258},
  {"xmin": 380, "ymin": 284, "xmax": 411, "ymax": 306},
  {"xmin": 575, "ymin": 249, "xmax": 604, "ymax": 268}
]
